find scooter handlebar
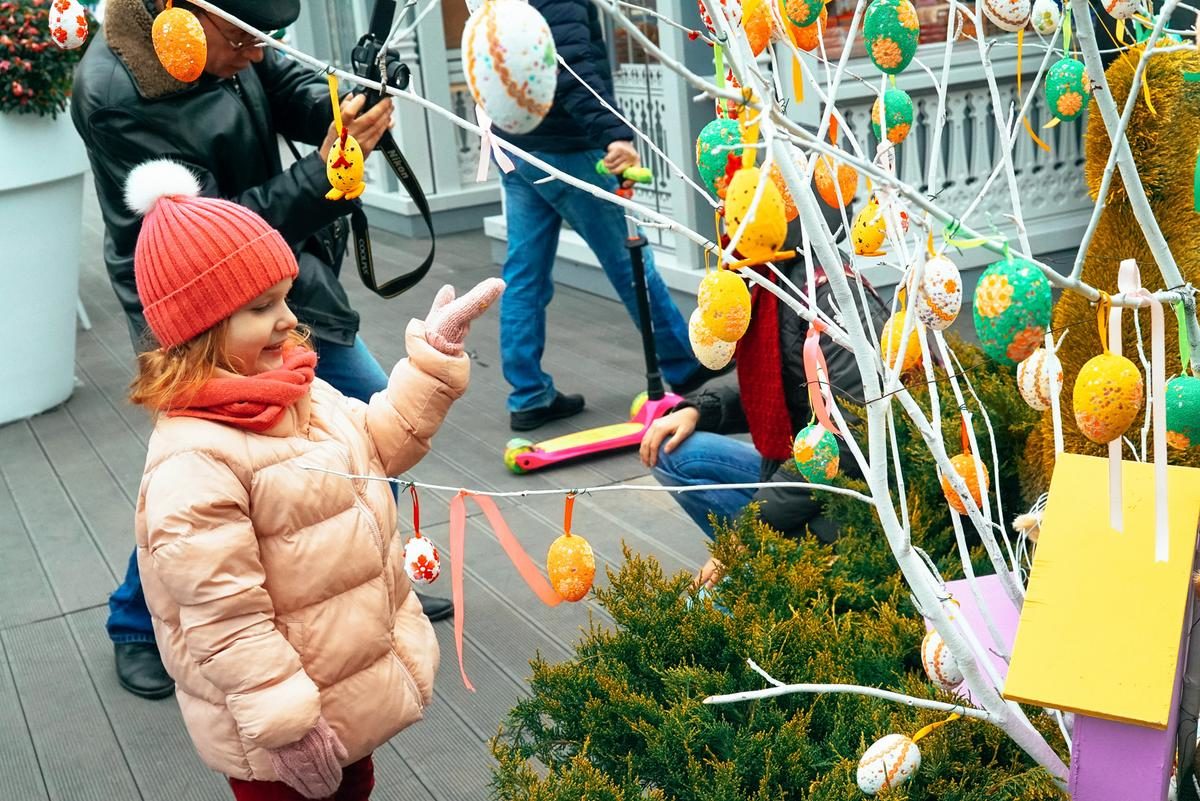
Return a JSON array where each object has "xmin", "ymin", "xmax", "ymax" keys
[{"xmin": 595, "ymin": 162, "xmax": 654, "ymax": 184}]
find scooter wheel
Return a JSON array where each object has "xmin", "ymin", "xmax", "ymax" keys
[
  {"xmin": 504, "ymin": 438, "xmax": 534, "ymax": 474},
  {"xmin": 629, "ymin": 391, "xmax": 649, "ymax": 419}
]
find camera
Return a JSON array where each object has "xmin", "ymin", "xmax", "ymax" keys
[{"xmin": 350, "ymin": 0, "xmax": 411, "ymax": 108}]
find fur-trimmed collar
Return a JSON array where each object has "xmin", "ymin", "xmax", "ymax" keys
[{"xmin": 104, "ymin": 0, "xmax": 195, "ymax": 100}]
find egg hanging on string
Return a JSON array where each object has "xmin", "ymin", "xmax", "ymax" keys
[
  {"xmin": 723, "ymin": 166, "xmax": 789, "ymax": 261},
  {"xmin": 784, "ymin": 0, "xmax": 824, "ymax": 29},
  {"xmin": 982, "ymin": 0, "xmax": 1032, "ymax": 33},
  {"xmin": 153, "ymin": 4, "xmax": 207, "ymax": 83},
  {"xmin": 793, "ymin": 423, "xmax": 840, "ymax": 484},
  {"xmin": 547, "ymin": 532, "xmax": 595, "ymax": 602},
  {"xmin": 914, "ymin": 255, "xmax": 962, "ymax": 331},
  {"xmin": 1073, "ymin": 352, "xmax": 1144, "ymax": 444},
  {"xmin": 689, "ymin": 309, "xmax": 736, "ymax": 370},
  {"xmin": 463, "ymin": 0, "xmax": 557, "ymax": 134},
  {"xmin": 791, "ymin": 3, "xmax": 828, "ymax": 50},
  {"xmin": 698, "ymin": 269, "xmax": 753, "ymax": 342},
  {"xmin": 972, "ymin": 257, "xmax": 1052, "ymax": 365},
  {"xmin": 814, "ymin": 154, "xmax": 858, "ymax": 208},
  {"xmin": 870, "ymin": 87, "xmax": 914, "ymax": 144},
  {"xmin": 741, "ymin": 0, "xmax": 777, "ymax": 55},
  {"xmin": 941, "ymin": 453, "xmax": 989, "ymax": 514},
  {"xmin": 1104, "ymin": 0, "xmax": 1139, "ymax": 19},
  {"xmin": 325, "ymin": 134, "xmax": 365, "ymax": 200},
  {"xmin": 403, "ymin": 535, "xmax": 442, "ymax": 585},
  {"xmin": 881, "ymin": 312, "xmax": 922, "ymax": 372},
  {"xmin": 1165, "ymin": 375, "xmax": 1200, "ymax": 449},
  {"xmin": 863, "ymin": 0, "xmax": 920, "ymax": 75},
  {"xmin": 1030, "ymin": 0, "xmax": 1061, "ymax": 34},
  {"xmin": 857, "ymin": 734, "xmax": 921, "ymax": 794},
  {"xmin": 48, "ymin": 0, "xmax": 88, "ymax": 49},
  {"xmin": 1045, "ymin": 58, "xmax": 1090, "ymax": 123},
  {"xmin": 920, "ymin": 629, "xmax": 964, "ymax": 691},
  {"xmin": 696, "ymin": 118, "xmax": 742, "ymax": 196},
  {"xmin": 1016, "ymin": 347, "xmax": 1063, "ymax": 411}
]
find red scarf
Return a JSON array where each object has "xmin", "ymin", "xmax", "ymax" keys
[
  {"xmin": 735, "ymin": 271, "xmax": 794, "ymax": 461},
  {"xmin": 167, "ymin": 347, "xmax": 319, "ymax": 433}
]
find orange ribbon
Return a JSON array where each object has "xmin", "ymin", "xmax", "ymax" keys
[{"xmin": 448, "ymin": 491, "xmax": 562, "ymax": 691}]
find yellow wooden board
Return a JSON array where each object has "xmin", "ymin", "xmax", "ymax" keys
[{"xmin": 1003, "ymin": 453, "xmax": 1200, "ymax": 728}]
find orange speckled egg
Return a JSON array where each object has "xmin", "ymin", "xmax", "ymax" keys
[
  {"xmin": 547, "ymin": 533, "xmax": 595, "ymax": 602},
  {"xmin": 742, "ymin": 0, "xmax": 776, "ymax": 55},
  {"xmin": 881, "ymin": 312, "xmax": 922, "ymax": 372},
  {"xmin": 814, "ymin": 154, "xmax": 858, "ymax": 208},
  {"xmin": 940, "ymin": 453, "xmax": 989, "ymax": 514},
  {"xmin": 152, "ymin": 6, "xmax": 207, "ymax": 83},
  {"xmin": 698, "ymin": 269, "xmax": 753, "ymax": 342},
  {"xmin": 1073, "ymin": 352, "xmax": 1143, "ymax": 444},
  {"xmin": 689, "ymin": 309, "xmax": 736, "ymax": 369}
]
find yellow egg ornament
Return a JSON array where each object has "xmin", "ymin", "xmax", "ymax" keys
[
  {"xmin": 723, "ymin": 166, "xmax": 789, "ymax": 262},
  {"xmin": 326, "ymin": 134, "xmax": 365, "ymax": 200},
  {"xmin": 697, "ymin": 270, "xmax": 752, "ymax": 342},
  {"xmin": 881, "ymin": 312, "xmax": 922, "ymax": 372},
  {"xmin": 688, "ymin": 309, "xmax": 736, "ymax": 370},
  {"xmin": 1073, "ymin": 352, "xmax": 1143, "ymax": 444},
  {"xmin": 851, "ymin": 197, "xmax": 887, "ymax": 256},
  {"xmin": 152, "ymin": 2, "xmax": 207, "ymax": 83}
]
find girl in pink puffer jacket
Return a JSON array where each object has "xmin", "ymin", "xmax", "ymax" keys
[{"xmin": 124, "ymin": 159, "xmax": 503, "ymax": 801}]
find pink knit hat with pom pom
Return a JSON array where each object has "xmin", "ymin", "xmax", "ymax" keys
[{"xmin": 125, "ymin": 159, "xmax": 298, "ymax": 348}]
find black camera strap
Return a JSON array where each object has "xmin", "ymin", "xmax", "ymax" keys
[{"xmin": 348, "ymin": 130, "xmax": 436, "ymax": 299}]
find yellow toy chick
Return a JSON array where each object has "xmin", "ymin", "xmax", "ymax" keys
[{"xmin": 325, "ymin": 132, "xmax": 365, "ymax": 201}]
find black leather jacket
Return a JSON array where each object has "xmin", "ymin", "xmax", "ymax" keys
[{"xmin": 71, "ymin": 0, "xmax": 358, "ymax": 348}]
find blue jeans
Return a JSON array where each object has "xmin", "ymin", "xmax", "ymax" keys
[
  {"xmin": 651, "ymin": 432, "xmax": 761, "ymax": 540},
  {"xmin": 498, "ymin": 149, "xmax": 701, "ymax": 412},
  {"xmin": 107, "ymin": 336, "xmax": 391, "ymax": 643}
]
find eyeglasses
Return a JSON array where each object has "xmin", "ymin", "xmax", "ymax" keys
[{"xmin": 199, "ymin": 11, "xmax": 264, "ymax": 51}]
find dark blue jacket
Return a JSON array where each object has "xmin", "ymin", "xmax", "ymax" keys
[{"xmin": 494, "ymin": 0, "xmax": 634, "ymax": 153}]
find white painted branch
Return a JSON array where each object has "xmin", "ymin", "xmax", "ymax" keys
[{"xmin": 704, "ymin": 679, "xmax": 996, "ymax": 722}]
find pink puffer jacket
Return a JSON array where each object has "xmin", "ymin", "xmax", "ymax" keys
[{"xmin": 134, "ymin": 320, "xmax": 466, "ymax": 781}]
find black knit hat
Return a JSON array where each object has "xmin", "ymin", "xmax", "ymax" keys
[{"xmin": 206, "ymin": 0, "xmax": 301, "ymax": 30}]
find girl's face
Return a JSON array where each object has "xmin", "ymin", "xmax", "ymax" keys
[{"xmin": 224, "ymin": 279, "xmax": 298, "ymax": 375}]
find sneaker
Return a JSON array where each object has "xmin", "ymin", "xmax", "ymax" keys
[
  {"xmin": 509, "ymin": 392, "xmax": 586, "ymax": 432},
  {"xmin": 114, "ymin": 642, "xmax": 175, "ymax": 700},
  {"xmin": 670, "ymin": 362, "xmax": 737, "ymax": 396},
  {"xmin": 415, "ymin": 591, "xmax": 453, "ymax": 622}
]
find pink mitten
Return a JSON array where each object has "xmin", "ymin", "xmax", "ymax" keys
[
  {"xmin": 424, "ymin": 277, "xmax": 506, "ymax": 355},
  {"xmin": 266, "ymin": 716, "xmax": 349, "ymax": 799}
]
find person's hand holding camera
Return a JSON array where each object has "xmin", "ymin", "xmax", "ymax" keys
[{"xmin": 320, "ymin": 94, "xmax": 395, "ymax": 162}]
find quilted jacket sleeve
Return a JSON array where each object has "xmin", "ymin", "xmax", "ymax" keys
[
  {"xmin": 365, "ymin": 320, "xmax": 472, "ymax": 476},
  {"xmin": 141, "ymin": 450, "xmax": 321, "ymax": 750}
]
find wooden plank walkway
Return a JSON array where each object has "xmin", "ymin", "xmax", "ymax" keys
[{"xmin": 0, "ymin": 182, "xmax": 716, "ymax": 801}]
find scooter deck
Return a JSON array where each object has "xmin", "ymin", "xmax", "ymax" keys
[{"xmin": 535, "ymin": 422, "xmax": 646, "ymax": 452}]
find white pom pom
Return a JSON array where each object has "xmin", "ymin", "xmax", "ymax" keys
[{"xmin": 124, "ymin": 160, "xmax": 202, "ymax": 217}]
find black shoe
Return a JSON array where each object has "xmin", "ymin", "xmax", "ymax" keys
[
  {"xmin": 670, "ymin": 362, "xmax": 737, "ymax": 396},
  {"xmin": 114, "ymin": 642, "xmax": 175, "ymax": 700},
  {"xmin": 416, "ymin": 592, "xmax": 454, "ymax": 622},
  {"xmin": 509, "ymin": 392, "xmax": 586, "ymax": 432}
]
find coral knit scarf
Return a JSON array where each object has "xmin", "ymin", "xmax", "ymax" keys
[
  {"xmin": 167, "ymin": 348, "xmax": 319, "ymax": 433},
  {"xmin": 735, "ymin": 271, "xmax": 794, "ymax": 461}
]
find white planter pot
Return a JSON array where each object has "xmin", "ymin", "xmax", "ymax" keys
[{"xmin": 0, "ymin": 108, "xmax": 87, "ymax": 425}]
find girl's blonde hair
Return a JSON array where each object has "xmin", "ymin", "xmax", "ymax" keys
[{"xmin": 129, "ymin": 322, "xmax": 310, "ymax": 414}]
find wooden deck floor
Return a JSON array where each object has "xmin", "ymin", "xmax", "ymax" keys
[{"xmin": 0, "ymin": 183, "xmax": 717, "ymax": 800}]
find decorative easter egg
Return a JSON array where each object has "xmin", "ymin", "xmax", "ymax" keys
[
  {"xmin": 814, "ymin": 154, "xmax": 858, "ymax": 208},
  {"xmin": 1016, "ymin": 347, "xmax": 1063, "ymax": 411},
  {"xmin": 698, "ymin": 270, "xmax": 752, "ymax": 342},
  {"xmin": 871, "ymin": 87, "xmax": 914, "ymax": 144},
  {"xmin": 325, "ymin": 134, "xmax": 365, "ymax": 200},
  {"xmin": 785, "ymin": 0, "xmax": 824, "ymax": 29},
  {"xmin": 696, "ymin": 118, "xmax": 741, "ymax": 196},
  {"xmin": 851, "ymin": 199, "xmax": 887, "ymax": 256},
  {"xmin": 792, "ymin": 3, "xmax": 828, "ymax": 50},
  {"xmin": 1030, "ymin": 0, "xmax": 1062, "ymax": 34},
  {"xmin": 982, "ymin": 0, "xmax": 1031, "ymax": 32},
  {"xmin": 863, "ymin": 0, "xmax": 920, "ymax": 75},
  {"xmin": 914, "ymin": 255, "xmax": 962, "ymax": 331},
  {"xmin": 769, "ymin": 164, "xmax": 799, "ymax": 221},
  {"xmin": 920, "ymin": 629, "xmax": 964, "ymax": 690},
  {"xmin": 1165, "ymin": 375, "xmax": 1200, "ymax": 449},
  {"xmin": 153, "ymin": 5, "xmax": 207, "ymax": 83},
  {"xmin": 1073, "ymin": 353, "xmax": 1143, "ymax": 444},
  {"xmin": 857, "ymin": 734, "xmax": 921, "ymax": 794},
  {"xmin": 463, "ymin": 0, "xmax": 557, "ymax": 135},
  {"xmin": 699, "ymin": 0, "xmax": 743, "ymax": 35},
  {"xmin": 547, "ymin": 532, "xmax": 595, "ymax": 602},
  {"xmin": 793, "ymin": 423, "xmax": 840, "ymax": 484},
  {"xmin": 723, "ymin": 166, "xmax": 788, "ymax": 261},
  {"xmin": 1104, "ymin": 0, "xmax": 1138, "ymax": 19},
  {"xmin": 1045, "ymin": 57, "xmax": 1089, "ymax": 123},
  {"xmin": 881, "ymin": 312, "xmax": 922, "ymax": 372},
  {"xmin": 742, "ymin": 0, "xmax": 776, "ymax": 55},
  {"xmin": 941, "ymin": 453, "xmax": 989, "ymax": 514},
  {"xmin": 403, "ymin": 535, "xmax": 441, "ymax": 585},
  {"xmin": 49, "ymin": 0, "xmax": 88, "ymax": 49},
  {"xmin": 972, "ymin": 257, "xmax": 1052, "ymax": 365},
  {"xmin": 688, "ymin": 309, "xmax": 737, "ymax": 370}
]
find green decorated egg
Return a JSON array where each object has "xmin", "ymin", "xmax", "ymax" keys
[
  {"xmin": 793, "ymin": 423, "xmax": 840, "ymax": 484},
  {"xmin": 871, "ymin": 87, "xmax": 914, "ymax": 144},
  {"xmin": 863, "ymin": 0, "xmax": 920, "ymax": 75},
  {"xmin": 972, "ymin": 257, "xmax": 1052, "ymax": 365},
  {"xmin": 696, "ymin": 118, "xmax": 741, "ymax": 196},
  {"xmin": 1165, "ymin": 375, "xmax": 1200, "ymax": 449},
  {"xmin": 1045, "ymin": 58, "xmax": 1089, "ymax": 122},
  {"xmin": 785, "ymin": 0, "xmax": 824, "ymax": 29}
]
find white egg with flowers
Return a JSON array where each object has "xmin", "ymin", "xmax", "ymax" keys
[{"xmin": 462, "ymin": 0, "xmax": 557, "ymax": 135}]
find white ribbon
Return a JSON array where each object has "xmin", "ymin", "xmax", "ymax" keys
[
  {"xmin": 1045, "ymin": 330, "xmax": 1065, "ymax": 457},
  {"xmin": 1117, "ymin": 258, "xmax": 1169, "ymax": 562},
  {"xmin": 474, "ymin": 104, "xmax": 515, "ymax": 182}
]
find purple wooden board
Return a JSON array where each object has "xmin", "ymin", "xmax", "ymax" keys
[{"xmin": 924, "ymin": 574, "xmax": 1021, "ymax": 706}]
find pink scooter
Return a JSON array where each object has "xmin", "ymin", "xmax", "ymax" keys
[{"xmin": 503, "ymin": 166, "xmax": 683, "ymax": 474}]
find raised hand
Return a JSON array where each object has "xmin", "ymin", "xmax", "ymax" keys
[{"xmin": 423, "ymin": 277, "xmax": 506, "ymax": 356}]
